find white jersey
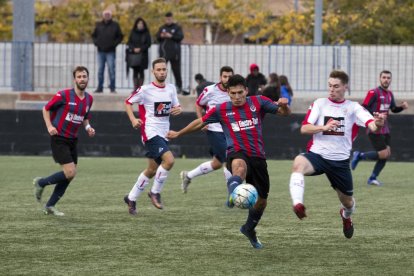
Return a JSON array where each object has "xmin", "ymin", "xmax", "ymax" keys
[
  {"xmin": 126, "ymin": 82, "xmax": 180, "ymax": 143},
  {"xmin": 196, "ymin": 83, "xmax": 230, "ymax": 132},
  {"xmin": 303, "ymin": 98, "xmax": 374, "ymax": 161}
]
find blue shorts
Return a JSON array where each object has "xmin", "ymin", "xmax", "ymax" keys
[
  {"xmin": 206, "ymin": 130, "xmax": 227, "ymax": 163},
  {"xmin": 302, "ymin": 151, "xmax": 353, "ymax": 196},
  {"xmin": 144, "ymin": 136, "xmax": 170, "ymax": 165}
]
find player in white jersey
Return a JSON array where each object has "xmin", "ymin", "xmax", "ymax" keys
[
  {"xmin": 179, "ymin": 66, "xmax": 234, "ymax": 193},
  {"xmin": 288, "ymin": 70, "xmax": 386, "ymax": 239},
  {"xmin": 123, "ymin": 58, "xmax": 182, "ymax": 215}
]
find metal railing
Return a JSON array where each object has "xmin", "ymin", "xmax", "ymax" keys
[{"xmin": 1, "ymin": 42, "xmax": 413, "ymax": 97}]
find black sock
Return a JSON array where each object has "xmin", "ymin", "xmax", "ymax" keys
[
  {"xmin": 360, "ymin": 151, "xmax": 378, "ymax": 160},
  {"xmin": 39, "ymin": 171, "xmax": 66, "ymax": 187},
  {"xmin": 244, "ymin": 208, "xmax": 264, "ymax": 232},
  {"xmin": 372, "ymin": 159, "xmax": 386, "ymax": 179},
  {"xmin": 46, "ymin": 179, "xmax": 70, "ymax": 207},
  {"xmin": 227, "ymin": 175, "xmax": 243, "ymax": 194}
]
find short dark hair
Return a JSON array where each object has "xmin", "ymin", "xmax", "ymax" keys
[
  {"xmin": 73, "ymin": 66, "xmax": 89, "ymax": 78},
  {"xmin": 227, "ymin": 74, "xmax": 247, "ymax": 88},
  {"xmin": 329, "ymin": 70, "xmax": 349, "ymax": 85},
  {"xmin": 152, "ymin": 57, "xmax": 167, "ymax": 68},
  {"xmin": 220, "ymin": 66, "xmax": 233, "ymax": 76},
  {"xmin": 380, "ymin": 70, "xmax": 392, "ymax": 77},
  {"xmin": 165, "ymin": 12, "xmax": 173, "ymax": 17},
  {"xmin": 195, "ymin": 73, "xmax": 204, "ymax": 81}
]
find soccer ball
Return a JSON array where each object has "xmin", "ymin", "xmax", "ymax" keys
[{"xmin": 231, "ymin": 184, "xmax": 258, "ymax": 209}]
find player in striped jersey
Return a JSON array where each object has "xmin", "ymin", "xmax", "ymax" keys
[
  {"xmin": 289, "ymin": 70, "xmax": 386, "ymax": 239},
  {"xmin": 179, "ymin": 66, "xmax": 233, "ymax": 193},
  {"xmin": 123, "ymin": 58, "xmax": 182, "ymax": 215},
  {"xmin": 351, "ymin": 70, "xmax": 408, "ymax": 186},
  {"xmin": 167, "ymin": 74, "xmax": 290, "ymax": 249},
  {"xmin": 33, "ymin": 66, "xmax": 95, "ymax": 216}
]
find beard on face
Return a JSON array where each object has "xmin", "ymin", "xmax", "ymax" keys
[
  {"xmin": 221, "ymin": 82, "xmax": 229, "ymax": 89},
  {"xmin": 155, "ymin": 75, "xmax": 166, "ymax": 83},
  {"xmin": 76, "ymin": 82, "xmax": 87, "ymax": 91}
]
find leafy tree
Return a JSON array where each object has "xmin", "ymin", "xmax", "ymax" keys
[{"xmin": 0, "ymin": 0, "xmax": 12, "ymax": 40}]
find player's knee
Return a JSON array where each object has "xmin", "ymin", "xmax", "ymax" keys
[
  {"xmin": 64, "ymin": 168, "xmax": 77, "ymax": 180},
  {"xmin": 291, "ymin": 156, "xmax": 306, "ymax": 173},
  {"xmin": 378, "ymin": 150, "xmax": 390, "ymax": 159},
  {"xmin": 254, "ymin": 197, "xmax": 267, "ymax": 211}
]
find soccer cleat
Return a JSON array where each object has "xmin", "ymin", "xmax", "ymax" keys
[
  {"xmin": 340, "ymin": 208, "xmax": 354, "ymax": 239},
  {"xmin": 148, "ymin": 192, "xmax": 163, "ymax": 209},
  {"xmin": 225, "ymin": 193, "xmax": 234, "ymax": 208},
  {"xmin": 351, "ymin": 151, "xmax": 361, "ymax": 170},
  {"xmin": 43, "ymin": 206, "xmax": 64, "ymax": 216},
  {"xmin": 240, "ymin": 225, "xmax": 263, "ymax": 249},
  {"xmin": 367, "ymin": 177, "xmax": 383, "ymax": 186},
  {"xmin": 293, "ymin": 203, "xmax": 307, "ymax": 219},
  {"xmin": 123, "ymin": 195, "xmax": 137, "ymax": 215},
  {"xmin": 180, "ymin": 171, "xmax": 191, "ymax": 193},
  {"xmin": 33, "ymin": 177, "xmax": 44, "ymax": 203}
]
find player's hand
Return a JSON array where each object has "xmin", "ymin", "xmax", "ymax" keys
[
  {"xmin": 401, "ymin": 101, "xmax": 409, "ymax": 109},
  {"xmin": 324, "ymin": 118, "xmax": 340, "ymax": 132},
  {"xmin": 131, "ymin": 118, "xmax": 142, "ymax": 129},
  {"xmin": 201, "ymin": 125, "xmax": 208, "ymax": 132},
  {"xmin": 170, "ymin": 106, "xmax": 182, "ymax": 116},
  {"xmin": 134, "ymin": 48, "xmax": 141, "ymax": 53},
  {"xmin": 47, "ymin": 126, "xmax": 58, "ymax": 136},
  {"xmin": 166, "ymin": 130, "xmax": 179, "ymax": 139},
  {"xmin": 87, "ymin": 127, "xmax": 95, "ymax": 137}
]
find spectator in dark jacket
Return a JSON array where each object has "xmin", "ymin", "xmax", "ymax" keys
[
  {"xmin": 127, "ymin": 17, "xmax": 152, "ymax": 90},
  {"xmin": 194, "ymin": 73, "xmax": 214, "ymax": 96},
  {"xmin": 246, "ymin": 63, "xmax": 267, "ymax": 96},
  {"xmin": 156, "ymin": 12, "xmax": 187, "ymax": 94},
  {"xmin": 92, "ymin": 9, "xmax": 123, "ymax": 93}
]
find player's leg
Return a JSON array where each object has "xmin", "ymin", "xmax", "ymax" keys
[
  {"xmin": 170, "ymin": 59, "xmax": 183, "ymax": 92},
  {"xmin": 367, "ymin": 134, "xmax": 390, "ymax": 185},
  {"xmin": 180, "ymin": 131, "xmax": 226, "ymax": 193},
  {"xmin": 148, "ymin": 147, "xmax": 174, "ymax": 210},
  {"xmin": 225, "ymin": 152, "xmax": 248, "ymax": 208},
  {"xmin": 327, "ymin": 160, "xmax": 355, "ymax": 238},
  {"xmin": 289, "ymin": 153, "xmax": 316, "ymax": 219},
  {"xmin": 240, "ymin": 158, "xmax": 269, "ymax": 249}
]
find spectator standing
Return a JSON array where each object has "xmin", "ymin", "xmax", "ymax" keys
[
  {"xmin": 262, "ymin": 73, "xmax": 281, "ymax": 101},
  {"xmin": 156, "ymin": 12, "xmax": 187, "ymax": 95},
  {"xmin": 127, "ymin": 17, "xmax": 152, "ymax": 90},
  {"xmin": 92, "ymin": 9, "xmax": 124, "ymax": 93},
  {"xmin": 279, "ymin": 75, "xmax": 293, "ymax": 106},
  {"xmin": 246, "ymin": 63, "xmax": 267, "ymax": 96},
  {"xmin": 194, "ymin": 73, "xmax": 214, "ymax": 96}
]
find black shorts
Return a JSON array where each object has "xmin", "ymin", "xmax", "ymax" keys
[
  {"xmin": 368, "ymin": 133, "xmax": 391, "ymax": 151},
  {"xmin": 144, "ymin": 135, "xmax": 170, "ymax": 165},
  {"xmin": 51, "ymin": 135, "xmax": 78, "ymax": 165},
  {"xmin": 226, "ymin": 151, "xmax": 270, "ymax": 199},
  {"xmin": 302, "ymin": 151, "xmax": 353, "ymax": 196}
]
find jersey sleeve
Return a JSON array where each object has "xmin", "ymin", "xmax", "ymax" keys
[
  {"xmin": 171, "ymin": 85, "xmax": 180, "ymax": 108},
  {"xmin": 258, "ymin": 95, "xmax": 278, "ymax": 114},
  {"xmin": 45, "ymin": 91, "xmax": 65, "ymax": 111},
  {"xmin": 201, "ymin": 105, "xmax": 220, "ymax": 124},
  {"xmin": 362, "ymin": 89, "xmax": 377, "ymax": 112},
  {"xmin": 125, "ymin": 87, "xmax": 143, "ymax": 105},
  {"xmin": 196, "ymin": 88, "xmax": 209, "ymax": 107},
  {"xmin": 84, "ymin": 94, "xmax": 93, "ymax": 120},
  {"xmin": 354, "ymin": 103, "xmax": 374, "ymax": 127},
  {"xmin": 302, "ymin": 102, "xmax": 319, "ymax": 125}
]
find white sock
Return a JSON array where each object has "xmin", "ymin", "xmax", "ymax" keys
[
  {"xmin": 128, "ymin": 173, "xmax": 150, "ymax": 201},
  {"xmin": 187, "ymin": 161, "xmax": 214, "ymax": 179},
  {"xmin": 223, "ymin": 167, "xmax": 232, "ymax": 182},
  {"xmin": 151, "ymin": 165, "xmax": 169, "ymax": 194},
  {"xmin": 341, "ymin": 198, "xmax": 356, "ymax": 219},
  {"xmin": 289, "ymin": 172, "xmax": 305, "ymax": 205}
]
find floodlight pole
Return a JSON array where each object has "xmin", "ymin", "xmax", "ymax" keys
[{"xmin": 314, "ymin": 0, "xmax": 323, "ymax": 46}]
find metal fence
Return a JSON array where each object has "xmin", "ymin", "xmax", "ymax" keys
[{"xmin": 1, "ymin": 42, "xmax": 413, "ymax": 97}]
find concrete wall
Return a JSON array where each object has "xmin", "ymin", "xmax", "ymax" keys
[{"xmin": 1, "ymin": 110, "xmax": 413, "ymax": 162}]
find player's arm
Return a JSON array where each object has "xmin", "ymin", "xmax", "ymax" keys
[
  {"xmin": 301, "ymin": 118, "xmax": 340, "ymax": 135},
  {"xmin": 125, "ymin": 103, "xmax": 142, "ymax": 129},
  {"xmin": 167, "ymin": 118, "xmax": 206, "ymax": 140},
  {"xmin": 42, "ymin": 106, "xmax": 57, "ymax": 136}
]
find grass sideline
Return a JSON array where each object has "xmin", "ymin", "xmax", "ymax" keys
[{"xmin": 0, "ymin": 156, "xmax": 413, "ymax": 275}]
